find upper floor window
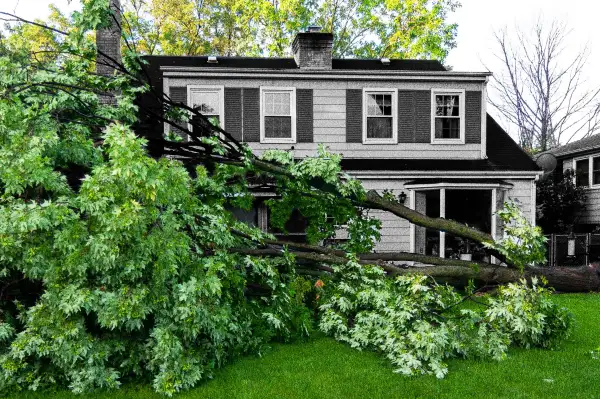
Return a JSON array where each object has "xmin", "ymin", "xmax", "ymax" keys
[
  {"xmin": 363, "ymin": 88, "xmax": 397, "ymax": 144},
  {"xmin": 431, "ymin": 89, "xmax": 465, "ymax": 144},
  {"xmin": 260, "ymin": 87, "xmax": 296, "ymax": 143},
  {"xmin": 574, "ymin": 155, "xmax": 600, "ymax": 187},
  {"xmin": 187, "ymin": 85, "xmax": 224, "ymax": 128}
]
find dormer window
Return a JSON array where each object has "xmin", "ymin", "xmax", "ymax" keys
[
  {"xmin": 431, "ymin": 89, "xmax": 465, "ymax": 144},
  {"xmin": 260, "ymin": 87, "xmax": 296, "ymax": 143},
  {"xmin": 362, "ymin": 88, "xmax": 397, "ymax": 144}
]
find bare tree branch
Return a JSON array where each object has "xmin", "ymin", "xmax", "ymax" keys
[{"xmin": 489, "ymin": 19, "xmax": 600, "ymax": 151}]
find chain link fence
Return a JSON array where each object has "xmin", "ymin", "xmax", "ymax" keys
[{"xmin": 546, "ymin": 234, "xmax": 600, "ymax": 267}]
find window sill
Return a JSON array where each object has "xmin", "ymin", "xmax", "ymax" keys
[
  {"xmin": 430, "ymin": 139, "xmax": 466, "ymax": 145},
  {"xmin": 259, "ymin": 139, "xmax": 297, "ymax": 144},
  {"xmin": 362, "ymin": 139, "xmax": 398, "ymax": 145}
]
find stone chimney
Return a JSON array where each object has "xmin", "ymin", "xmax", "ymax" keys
[
  {"xmin": 96, "ymin": 0, "xmax": 122, "ymax": 77},
  {"xmin": 291, "ymin": 26, "xmax": 333, "ymax": 70}
]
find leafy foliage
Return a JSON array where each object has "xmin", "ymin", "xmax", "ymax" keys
[
  {"xmin": 536, "ymin": 169, "xmax": 587, "ymax": 234},
  {"xmin": 485, "ymin": 200, "xmax": 548, "ymax": 269},
  {"xmin": 319, "ymin": 263, "xmax": 573, "ymax": 378}
]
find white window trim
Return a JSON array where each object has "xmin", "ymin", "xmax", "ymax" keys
[
  {"xmin": 187, "ymin": 85, "xmax": 225, "ymax": 132},
  {"xmin": 573, "ymin": 154, "xmax": 600, "ymax": 189},
  {"xmin": 260, "ymin": 86, "xmax": 297, "ymax": 144},
  {"xmin": 430, "ymin": 89, "xmax": 466, "ymax": 144},
  {"xmin": 362, "ymin": 88, "xmax": 398, "ymax": 144}
]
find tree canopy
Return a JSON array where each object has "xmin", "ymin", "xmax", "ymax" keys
[
  {"xmin": 118, "ymin": 0, "xmax": 460, "ymax": 60},
  {"xmin": 0, "ymin": 1, "xmax": 577, "ymax": 395}
]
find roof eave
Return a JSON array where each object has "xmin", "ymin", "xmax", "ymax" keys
[{"xmin": 160, "ymin": 67, "xmax": 491, "ymax": 82}]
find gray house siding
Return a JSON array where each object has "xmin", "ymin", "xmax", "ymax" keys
[{"xmin": 165, "ymin": 77, "xmax": 485, "ymax": 160}]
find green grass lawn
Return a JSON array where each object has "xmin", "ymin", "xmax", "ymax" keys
[{"xmin": 10, "ymin": 294, "xmax": 600, "ymax": 399}]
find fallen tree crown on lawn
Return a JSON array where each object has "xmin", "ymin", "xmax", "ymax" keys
[{"xmin": 0, "ymin": 1, "xmax": 579, "ymax": 395}]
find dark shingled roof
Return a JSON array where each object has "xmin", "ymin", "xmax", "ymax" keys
[
  {"xmin": 540, "ymin": 134, "xmax": 600, "ymax": 159},
  {"xmin": 341, "ymin": 115, "xmax": 540, "ymax": 172},
  {"xmin": 485, "ymin": 115, "xmax": 540, "ymax": 171},
  {"xmin": 143, "ymin": 55, "xmax": 447, "ymax": 71}
]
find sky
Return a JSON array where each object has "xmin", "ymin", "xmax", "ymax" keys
[{"xmin": 3, "ymin": 0, "xmax": 600, "ymax": 143}]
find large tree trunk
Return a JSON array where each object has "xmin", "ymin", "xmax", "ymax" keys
[
  {"xmin": 398, "ymin": 264, "xmax": 600, "ymax": 293},
  {"xmin": 234, "ymin": 244, "xmax": 600, "ymax": 292}
]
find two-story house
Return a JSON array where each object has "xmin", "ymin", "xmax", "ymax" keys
[{"xmin": 132, "ymin": 29, "xmax": 541, "ymax": 262}]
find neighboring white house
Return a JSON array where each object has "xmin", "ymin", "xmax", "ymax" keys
[{"xmin": 542, "ymin": 135, "xmax": 600, "ymax": 232}]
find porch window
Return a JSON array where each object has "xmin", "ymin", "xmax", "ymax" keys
[
  {"xmin": 444, "ymin": 189, "xmax": 492, "ymax": 261},
  {"xmin": 594, "ymin": 157, "xmax": 600, "ymax": 185},
  {"xmin": 575, "ymin": 158, "xmax": 590, "ymax": 187},
  {"xmin": 260, "ymin": 87, "xmax": 296, "ymax": 143},
  {"xmin": 413, "ymin": 188, "xmax": 493, "ymax": 262},
  {"xmin": 267, "ymin": 208, "xmax": 308, "ymax": 243},
  {"xmin": 363, "ymin": 88, "xmax": 397, "ymax": 144},
  {"xmin": 431, "ymin": 90, "xmax": 465, "ymax": 143}
]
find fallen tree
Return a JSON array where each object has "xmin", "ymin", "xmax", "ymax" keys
[{"xmin": 0, "ymin": 7, "xmax": 593, "ymax": 293}]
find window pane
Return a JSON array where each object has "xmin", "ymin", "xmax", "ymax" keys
[
  {"xmin": 594, "ymin": 157, "xmax": 600, "ymax": 185},
  {"xmin": 191, "ymin": 90, "xmax": 220, "ymax": 115},
  {"xmin": 264, "ymin": 91, "xmax": 291, "ymax": 116},
  {"xmin": 265, "ymin": 92, "xmax": 275, "ymax": 114},
  {"xmin": 576, "ymin": 159, "xmax": 589, "ymax": 187},
  {"xmin": 367, "ymin": 93, "xmax": 392, "ymax": 116},
  {"xmin": 227, "ymin": 206, "xmax": 258, "ymax": 227},
  {"xmin": 436, "ymin": 95, "xmax": 459, "ymax": 117},
  {"xmin": 367, "ymin": 117, "xmax": 393, "ymax": 138},
  {"xmin": 435, "ymin": 118, "xmax": 460, "ymax": 139},
  {"xmin": 265, "ymin": 116, "xmax": 292, "ymax": 138}
]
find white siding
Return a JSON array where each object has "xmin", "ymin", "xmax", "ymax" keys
[
  {"xmin": 504, "ymin": 179, "xmax": 535, "ymax": 224},
  {"xmin": 581, "ymin": 189, "xmax": 600, "ymax": 224},
  {"xmin": 362, "ymin": 180, "xmax": 412, "ymax": 253},
  {"xmin": 248, "ymin": 142, "xmax": 481, "ymax": 159}
]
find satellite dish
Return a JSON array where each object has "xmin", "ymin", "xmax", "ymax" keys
[{"xmin": 536, "ymin": 153, "xmax": 557, "ymax": 181}]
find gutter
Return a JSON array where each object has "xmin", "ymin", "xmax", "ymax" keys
[
  {"xmin": 160, "ymin": 67, "xmax": 491, "ymax": 82},
  {"xmin": 349, "ymin": 170, "xmax": 544, "ymax": 179}
]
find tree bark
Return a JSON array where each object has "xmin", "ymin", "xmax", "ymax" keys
[{"xmin": 233, "ymin": 246, "xmax": 600, "ymax": 293}]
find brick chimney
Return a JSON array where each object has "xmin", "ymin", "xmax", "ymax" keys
[
  {"xmin": 96, "ymin": 0, "xmax": 122, "ymax": 77},
  {"xmin": 291, "ymin": 26, "xmax": 333, "ymax": 70}
]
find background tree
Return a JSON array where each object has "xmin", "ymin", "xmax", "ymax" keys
[
  {"xmin": 489, "ymin": 19, "xmax": 600, "ymax": 153},
  {"xmin": 118, "ymin": 0, "xmax": 460, "ymax": 59},
  {"xmin": 536, "ymin": 170, "xmax": 587, "ymax": 234}
]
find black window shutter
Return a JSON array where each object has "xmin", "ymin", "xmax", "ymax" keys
[
  {"xmin": 224, "ymin": 88, "xmax": 242, "ymax": 141},
  {"xmin": 296, "ymin": 89, "xmax": 313, "ymax": 143},
  {"xmin": 398, "ymin": 90, "xmax": 415, "ymax": 143},
  {"xmin": 414, "ymin": 91, "xmax": 431, "ymax": 143},
  {"xmin": 242, "ymin": 88, "xmax": 260, "ymax": 142},
  {"xmin": 346, "ymin": 89, "xmax": 362, "ymax": 143},
  {"xmin": 465, "ymin": 91, "xmax": 482, "ymax": 144},
  {"xmin": 169, "ymin": 87, "xmax": 188, "ymax": 141}
]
